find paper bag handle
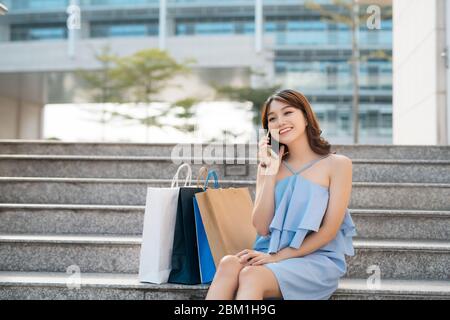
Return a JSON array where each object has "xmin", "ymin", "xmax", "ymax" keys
[
  {"xmin": 171, "ymin": 163, "xmax": 192, "ymax": 188},
  {"xmin": 203, "ymin": 170, "xmax": 219, "ymax": 190},
  {"xmin": 196, "ymin": 166, "xmax": 209, "ymax": 187}
]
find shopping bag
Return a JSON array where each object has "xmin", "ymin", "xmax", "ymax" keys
[
  {"xmin": 167, "ymin": 167, "xmax": 209, "ymax": 285},
  {"xmin": 138, "ymin": 163, "xmax": 192, "ymax": 284},
  {"xmin": 195, "ymin": 173, "xmax": 257, "ymax": 267},
  {"xmin": 193, "ymin": 170, "xmax": 219, "ymax": 284}
]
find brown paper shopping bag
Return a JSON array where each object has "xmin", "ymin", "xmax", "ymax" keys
[{"xmin": 195, "ymin": 180, "xmax": 257, "ymax": 267}]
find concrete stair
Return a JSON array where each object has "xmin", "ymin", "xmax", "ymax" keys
[
  {"xmin": 1, "ymin": 272, "xmax": 449, "ymax": 300},
  {"xmin": 1, "ymin": 140, "xmax": 449, "ymax": 159},
  {"xmin": 0, "ymin": 235, "xmax": 448, "ymax": 281},
  {"xmin": 0, "ymin": 140, "xmax": 449, "ymax": 300},
  {"xmin": 1, "ymin": 178, "xmax": 448, "ymax": 210},
  {"xmin": 0, "ymin": 155, "xmax": 449, "ymax": 183},
  {"xmin": 1, "ymin": 205, "xmax": 448, "ymax": 240}
]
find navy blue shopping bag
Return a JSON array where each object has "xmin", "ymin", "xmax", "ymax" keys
[{"xmin": 168, "ymin": 186, "xmax": 203, "ymax": 285}]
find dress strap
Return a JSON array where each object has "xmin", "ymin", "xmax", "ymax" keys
[
  {"xmin": 282, "ymin": 153, "xmax": 332, "ymax": 175},
  {"xmin": 282, "ymin": 160, "xmax": 297, "ymax": 174}
]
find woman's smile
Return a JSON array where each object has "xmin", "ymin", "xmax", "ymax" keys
[{"xmin": 279, "ymin": 127, "xmax": 293, "ymax": 135}]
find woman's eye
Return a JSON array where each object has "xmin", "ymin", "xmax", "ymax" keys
[
  {"xmin": 285, "ymin": 111, "xmax": 292, "ymax": 115},
  {"xmin": 268, "ymin": 118, "xmax": 275, "ymax": 122}
]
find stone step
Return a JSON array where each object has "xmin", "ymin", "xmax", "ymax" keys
[
  {"xmin": 0, "ymin": 177, "xmax": 449, "ymax": 210},
  {"xmin": 1, "ymin": 204, "xmax": 449, "ymax": 240},
  {"xmin": 1, "ymin": 155, "xmax": 449, "ymax": 183},
  {"xmin": 1, "ymin": 140, "xmax": 449, "ymax": 160},
  {"xmin": 0, "ymin": 272, "xmax": 449, "ymax": 300},
  {"xmin": 0, "ymin": 235, "xmax": 448, "ymax": 280},
  {"xmin": 346, "ymin": 239, "xmax": 450, "ymax": 281},
  {"xmin": 350, "ymin": 209, "xmax": 450, "ymax": 240},
  {"xmin": 0, "ymin": 204, "xmax": 144, "ymax": 235}
]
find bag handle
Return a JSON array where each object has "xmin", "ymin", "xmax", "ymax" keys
[
  {"xmin": 203, "ymin": 170, "xmax": 219, "ymax": 190},
  {"xmin": 196, "ymin": 166, "xmax": 209, "ymax": 188},
  {"xmin": 171, "ymin": 163, "xmax": 192, "ymax": 188}
]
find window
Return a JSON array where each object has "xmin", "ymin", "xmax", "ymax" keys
[
  {"xmin": 326, "ymin": 65, "xmax": 338, "ymax": 90},
  {"xmin": 381, "ymin": 113, "xmax": 392, "ymax": 129},
  {"xmin": 366, "ymin": 110, "xmax": 379, "ymax": 129},
  {"xmin": 90, "ymin": 21, "xmax": 158, "ymax": 38},
  {"xmin": 11, "ymin": 24, "xmax": 67, "ymax": 41},
  {"xmin": 195, "ymin": 22, "xmax": 234, "ymax": 35},
  {"xmin": 10, "ymin": 0, "xmax": 68, "ymax": 10},
  {"xmin": 368, "ymin": 65, "xmax": 379, "ymax": 89},
  {"xmin": 175, "ymin": 18, "xmax": 253, "ymax": 36},
  {"xmin": 339, "ymin": 113, "xmax": 350, "ymax": 132}
]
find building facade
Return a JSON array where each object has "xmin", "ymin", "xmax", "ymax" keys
[
  {"xmin": 0, "ymin": 0, "xmax": 393, "ymax": 144},
  {"xmin": 393, "ymin": 0, "xmax": 449, "ymax": 145}
]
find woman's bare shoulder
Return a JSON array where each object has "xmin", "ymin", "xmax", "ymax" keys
[
  {"xmin": 328, "ymin": 154, "xmax": 353, "ymax": 178},
  {"xmin": 330, "ymin": 153, "xmax": 352, "ymax": 163}
]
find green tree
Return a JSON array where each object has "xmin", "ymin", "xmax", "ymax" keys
[
  {"xmin": 75, "ymin": 45, "xmax": 124, "ymax": 141},
  {"xmin": 77, "ymin": 48, "xmax": 195, "ymax": 141},
  {"xmin": 169, "ymin": 97, "xmax": 198, "ymax": 133},
  {"xmin": 214, "ymin": 84, "xmax": 281, "ymax": 128},
  {"xmin": 114, "ymin": 49, "xmax": 193, "ymax": 141}
]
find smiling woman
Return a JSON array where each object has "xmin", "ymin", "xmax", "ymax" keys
[
  {"xmin": 205, "ymin": 89, "xmax": 356, "ymax": 300},
  {"xmin": 262, "ymin": 89, "xmax": 333, "ymax": 158}
]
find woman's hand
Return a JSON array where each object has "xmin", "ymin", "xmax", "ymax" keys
[
  {"xmin": 258, "ymin": 130, "xmax": 286, "ymax": 177},
  {"xmin": 235, "ymin": 249, "xmax": 279, "ymax": 266}
]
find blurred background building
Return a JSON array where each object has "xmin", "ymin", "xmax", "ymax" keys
[
  {"xmin": 393, "ymin": 0, "xmax": 449, "ymax": 145},
  {"xmin": 0, "ymin": 0, "xmax": 394, "ymax": 143}
]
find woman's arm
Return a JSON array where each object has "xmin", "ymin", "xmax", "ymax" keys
[
  {"xmin": 252, "ymin": 164, "xmax": 277, "ymax": 236},
  {"xmin": 273, "ymin": 155, "xmax": 353, "ymax": 261}
]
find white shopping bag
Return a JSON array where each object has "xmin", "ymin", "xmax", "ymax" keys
[{"xmin": 138, "ymin": 163, "xmax": 192, "ymax": 284}]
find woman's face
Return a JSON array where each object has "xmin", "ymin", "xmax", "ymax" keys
[{"xmin": 267, "ymin": 99, "xmax": 308, "ymax": 145}]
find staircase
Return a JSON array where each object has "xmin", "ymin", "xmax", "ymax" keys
[{"xmin": 0, "ymin": 140, "xmax": 449, "ymax": 300}]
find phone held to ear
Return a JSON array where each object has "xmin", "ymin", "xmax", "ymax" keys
[{"xmin": 267, "ymin": 131, "xmax": 285, "ymax": 158}]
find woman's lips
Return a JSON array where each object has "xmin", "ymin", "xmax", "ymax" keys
[{"xmin": 279, "ymin": 127, "xmax": 293, "ymax": 135}]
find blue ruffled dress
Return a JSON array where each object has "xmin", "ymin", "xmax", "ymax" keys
[{"xmin": 252, "ymin": 153, "xmax": 357, "ymax": 300}]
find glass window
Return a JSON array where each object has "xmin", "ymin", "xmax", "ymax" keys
[
  {"xmin": 241, "ymin": 22, "xmax": 255, "ymax": 34},
  {"xmin": 381, "ymin": 113, "xmax": 392, "ymax": 129},
  {"xmin": 90, "ymin": 21, "xmax": 158, "ymax": 38},
  {"xmin": 381, "ymin": 19, "xmax": 393, "ymax": 30},
  {"xmin": 176, "ymin": 24, "xmax": 188, "ymax": 35},
  {"xmin": 275, "ymin": 59, "xmax": 355, "ymax": 91},
  {"xmin": 175, "ymin": 18, "xmax": 254, "ymax": 36},
  {"xmin": 11, "ymin": 24, "xmax": 67, "ymax": 41},
  {"xmin": 9, "ymin": 0, "xmax": 68, "ymax": 10},
  {"xmin": 265, "ymin": 22, "xmax": 276, "ymax": 32},
  {"xmin": 339, "ymin": 113, "xmax": 350, "ymax": 131},
  {"xmin": 366, "ymin": 110, "xmax": 379, "ymax": 129},
  {"xmin": 195, "ymin": 22, "xmax": 234, "ymax": 34},
  {"xmin": 326, "ymin": 65, "xmax": 338, "ymax": 90},
  {"xmin": 85, "ymin": 0, "xmax": 157, "ymax": 5}
]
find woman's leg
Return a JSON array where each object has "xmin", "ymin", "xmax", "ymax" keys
[
  {"xmin": 205, "ymin": 255, "xmax": 246, "ymax": 300},
  {"xmin": 235, "ymin": 265, "xmax": 282, "ymax": 300}
]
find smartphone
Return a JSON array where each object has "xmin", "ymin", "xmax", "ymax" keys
[{"xmin": 267, "ymin": 131, "xmax": 284, "ymax": 157}]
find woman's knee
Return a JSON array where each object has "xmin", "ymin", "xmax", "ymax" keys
[
  {"xmin": 216, "ymin": 255, "xmax": 243, "ymax": 276},
  {"xmin": 238, "ymin": 266, "xmax": 261, "ymax": 286},
  {"xmin": 238, "ymin": 266, "xmax": 281, "ymax": 298}
]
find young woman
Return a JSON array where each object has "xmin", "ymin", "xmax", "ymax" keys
[{"xmin": 205, "ymin": 89, "xmax": 356, "ymax": 300}]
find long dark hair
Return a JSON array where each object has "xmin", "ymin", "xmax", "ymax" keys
[{"xmin": 261, "ymin": 89, "xmax": 333, "ymax": 157}]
